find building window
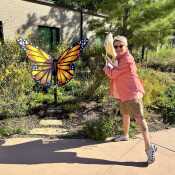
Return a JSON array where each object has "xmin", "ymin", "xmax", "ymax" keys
[
  {"xmin": 38, "ymin": 26, "xmax": 60, "ymax": 50},
  {"xmin": 0, "ymin": 21, "xmax": 4, "ymax": 42}
]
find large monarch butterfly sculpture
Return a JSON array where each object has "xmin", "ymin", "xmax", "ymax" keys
[{"xmin": 17, "ymin": 38, "xmax": 88, "ymax": 103}]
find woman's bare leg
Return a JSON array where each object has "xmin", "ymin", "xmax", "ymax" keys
[
  {"xmin": 135, "ymin": 114, "xmax": 150, "ymax": 150},
  {"xmin": 122, "ymin": 114, "xmax": 130, "ymax": 138}
]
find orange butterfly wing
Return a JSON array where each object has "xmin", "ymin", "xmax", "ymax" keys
[
  {"xmin": 17, "ymin": 38, "xmax": 53, "ymax": 86},
  {"xmin": 56, "ymin": 39, "xmax": 88, "ymax": 86}
]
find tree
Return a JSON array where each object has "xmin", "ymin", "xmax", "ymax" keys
[
  {"xmin": 50, "ymin": 0, "xmax": 102, "ymax": 40},
  {"xmin": 50, "ymin": 0, "xmax": 101, "ymax": 10},
  {"xmin": 86, "ymin": 0, "xmax": 175, "ymax": 60},
  {"xmin": 50, "ymin": 0, "xmax": 175, "ymax": 59}
]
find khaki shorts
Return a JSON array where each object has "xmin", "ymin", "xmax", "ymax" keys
[{"xmin": 119, "ymin": 98, "xmax": 144, "ymax": 118}]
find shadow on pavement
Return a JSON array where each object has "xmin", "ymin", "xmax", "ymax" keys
[
  {"xmin": 0, "ymin": 138, "xmax": 147, "ymax": 167},
  {"xmin": 0, "ymin": 139, "xmax": 5, "ymax": 145}
]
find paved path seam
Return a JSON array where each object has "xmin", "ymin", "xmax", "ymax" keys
[
  {"xmin": 100, "ymin": 139, "xmax": 143, "ymax": 175},
  {"xmin": 136, "ymin": 136, "xmax": 175, "ymax": 152}
]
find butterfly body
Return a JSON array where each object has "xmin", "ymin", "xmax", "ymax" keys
[{"xmin": 17, "ymin": 38, "xmax": 88, "ymax": 87}]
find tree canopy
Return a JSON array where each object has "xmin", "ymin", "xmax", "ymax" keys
[{"xmin": 50, "ymin": 0, "xmax": 175, "ymax": 50}]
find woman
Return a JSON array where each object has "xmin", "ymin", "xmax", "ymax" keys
[{"xmin": 103, "ymin": 35, "xmax": 157, "ymax": 165}]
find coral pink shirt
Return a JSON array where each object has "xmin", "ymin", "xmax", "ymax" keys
[{"xmin": 104, "ymin": 51, "xmax": 144, "ymax": 102}]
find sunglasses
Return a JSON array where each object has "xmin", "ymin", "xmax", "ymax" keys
[{"xmin": 114, "ymin": 45, "xmax": 124, "ymax": 49}]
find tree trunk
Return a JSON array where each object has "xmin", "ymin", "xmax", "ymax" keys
[
  {"xmin": 141, "ymin": 45, "xmax": 145, "ymax": 62},
  {"xmin": 80, "ymin": 8, "xmax": 83, "ymax": 40},
  {"xmin": 122, "ymin": 7, "xmax": 130, "ymax": 36}
]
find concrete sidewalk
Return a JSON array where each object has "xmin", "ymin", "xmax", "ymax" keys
[{"xmin": 0, "ymin": 128, "xmax": 175, "ymax": 175}]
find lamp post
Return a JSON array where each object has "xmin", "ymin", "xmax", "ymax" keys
[{"xmin": 80, "ymin": 7, "xmax": 83, "ymax": 40}]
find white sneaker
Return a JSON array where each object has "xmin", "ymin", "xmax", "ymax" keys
[
  {"xmin": 113, "ymin": 135, "xmax": 129, "ymax": 142},
  {"xmin": 146, "ymin": 144, "xmax": 157, "ymax": 164}
]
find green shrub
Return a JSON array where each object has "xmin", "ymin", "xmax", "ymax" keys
[
  {"xmin": 0, "ymin": 41, "xmax": 21, "ymax": 69},
  {"xmin": 83, "ymin": 116, "xmax": 121, "ymax": 141},
  {"xmin": 63, "ymin": 79, "xmax": 81, "ymax": 96},
  {"xmin": 0, "ymin": 127, "xmax": 25, "ymax": 137},
  {"xmin": 73, "ymin": 44, "xmax": 106, "ymax": 98},
  {"xmin": 138, "ymin": 68, "xmax": 175, "ymax": 124},
  {"xmin": 31, "ymin": 92, "xmax": 54, "ymax": 106},
  {"xmin": 147, "ymin": 47, "xmax": 175, "ymax": 66},
  {"xmin": 155, "ymin": 85, "xmax": 175, "ymax": 124},
  {"xmin": 82, "ymin": 69, "xmax": 106, "ymax": 98},
  {"xmin": 0, "ymin": 41, "xmax": 34, "ymax": 118},
  {"xmin": 0, "ymin": 63, "xmax": 34, "ymax": 118},
  {"xmin": 93, "ymin": 77, "xmax": 109, "ymax": 98},
  {"xmin": 138, "ymin": 67, "xmax": 174, "ymax": 108},
  {"xmin": 83, "ymin": 115, "xmax": 138, "ymax": 141},
  {"xmin": 63, "ymin": 103, "xmax": 81, "ymax": 112}
]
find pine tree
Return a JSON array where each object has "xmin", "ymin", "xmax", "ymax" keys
[
  {"xmin": 50, "ymin": 0, "xmax": 175, "ymax": 59},
  {"xmin": 84, "ymin": 0, "xmax": 175, "ymax": 59}
]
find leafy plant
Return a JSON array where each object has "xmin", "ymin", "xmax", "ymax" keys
[
  {"xmin": 156, "ymin": 85, "xmax": 175, "ymax": 124},
  {"xmin": 83, "ymin": 115, "xmax": 139, "ymax": 141},
  {"xmin": 0, "ymin": 63, "xmax": 34, "ymax": 118},
  {"xmin": 146, "ymin": 47, "xmax": 175, "ymax": 71},
  {"xmin": 0, "ymin": 127, "xmax": 25, "ymax": 137},
  {"xmin": 138, "ymin": 67, "xmax": 174, "ymax": 108},
  {"xmin": 0, "ymin": 41, "xmax": 34, "ymax": 118},
  {"xmin": 63, "ymin": 103, "xmax": 81, "ymax": 112},
  {"xmin": 83, "ymin": 115, "xmax": 121, "ymax": 141}
]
